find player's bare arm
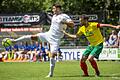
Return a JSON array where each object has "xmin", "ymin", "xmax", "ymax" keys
[
  {"xmin": 64, "ymin": 21, "xmax": 74, "ymax": 28},
  {"xmin": 62, "ymin": 30, "xmax": 78, "ymax": 38},
  {"xmin": 99, "ymin": 24, "xmax": 120, "ymax": 29}
]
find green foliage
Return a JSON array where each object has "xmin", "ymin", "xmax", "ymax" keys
[
  {"xmin": 43, "ymin": 0, "xmax": 64, "ymax": 12},
  {"xmin": 0, "ymin": 0, "xmax": 45, "ymax": 13},
  {"xmin": 0, "ymin": 0, "xmax": 119, "ymax": 14}
]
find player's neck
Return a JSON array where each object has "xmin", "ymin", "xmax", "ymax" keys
[
  {"xmin": 55, "ymin": 11, "xmax": 62, "ymax": 15},
  {"xmin": 85, "ymin": 23, "xmax": 89, "ymax": 27}
]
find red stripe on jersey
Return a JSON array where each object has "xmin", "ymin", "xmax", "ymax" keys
[{"xmin": 97, "ymin": 23, "xmax": 100, "ymax": 28}]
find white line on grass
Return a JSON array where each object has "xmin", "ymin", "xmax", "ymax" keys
[{"xmin": 111, "ymin": 73, "xmax": 120, "ymax": 80}]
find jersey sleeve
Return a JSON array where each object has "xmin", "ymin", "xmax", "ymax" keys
[
  {"xmin": 61, "ymin": 14, "xmax": 72, "ymax": 23},
  {"xmin": 91, "ymin": 22, "xmax": 99, "ymax": 29},
  {"xmin": 76, "ymin": 26, "xmax": 83, "ymax": 36}
]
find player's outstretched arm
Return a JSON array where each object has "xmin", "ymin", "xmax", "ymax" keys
[
  {"xmin": 62, "ymin": 30, "xmax": 77, "ymax": 38},
  {"xmin": 99, "ymin": 24, "xmax": 120, "ymax": 29},
  {"xmin": 65, "ymin": 21, "xmax": 74, "ymax": 28}
]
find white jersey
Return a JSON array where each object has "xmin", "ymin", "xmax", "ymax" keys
[
  {"xmin": 36, "ymin": 13, "xmax": 72, "ymax": 53},
  {"xmin": 108, "ymin": 34, "xmax": 117, "ymax": 45},
  {"xmin": 47, "ymin": 13, "xmax": 72, "ymax": 42},
  {"xmin": 118, "ymin": 31, "xmax": 120, "ymax": 37}
]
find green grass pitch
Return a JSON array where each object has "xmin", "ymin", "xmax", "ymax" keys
[{"xmin": 0, "ymin": 61, "xmax": 120, "ymax": 80}]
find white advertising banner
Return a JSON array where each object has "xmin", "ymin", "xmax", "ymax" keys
[
  {"xmin": 99, "ymin": 48, "xmax": 119, "ymax": 60},
  {"xmin": 61, "ymin": 49, "xmax": 85, "ymax": 60},
  {"xmin": 61, "ymin": 48, "xmax": 120, "ymax": 60}
]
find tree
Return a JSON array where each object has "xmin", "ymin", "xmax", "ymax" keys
[{"xmin": 0, "ymin": 0, "xmax": 45, "ymax": 13}]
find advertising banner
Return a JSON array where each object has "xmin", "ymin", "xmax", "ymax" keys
[
  {"xmin": 0, "ymin": 12, "xmax": 47, "ymax": 27},
  {"xmin": 0, "ymin": 28, "xmax": 42, "ymax": 32},
  {"xmin": 61, "ymin": 48, "xmax": 120, "ymax": 60}
]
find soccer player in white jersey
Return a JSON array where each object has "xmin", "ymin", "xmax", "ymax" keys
[{"xmin": 11, "ymin": 3, "xmax": 74, "ymax": 77}]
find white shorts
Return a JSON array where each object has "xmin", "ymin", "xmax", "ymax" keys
[{"xmin": 36, "ymin": 32, "xmax": 59, "ymax": 53}]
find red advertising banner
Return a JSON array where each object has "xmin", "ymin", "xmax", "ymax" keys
[{"xmin": 0, "ymin": 28, "xmax": 42, "ymax": 32}]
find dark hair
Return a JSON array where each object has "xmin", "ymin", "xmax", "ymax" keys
[
  {"xmin": 52, "ymin": 3, "xmax": 61, "ymax": 9},
  {"xmin": 80, "ymin": 14, "xmax": 89, "ymax": 20}
]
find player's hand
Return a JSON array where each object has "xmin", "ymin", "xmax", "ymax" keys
[
  {"xmin": 61, "ymin": 29, "xmax": 66, "ymax": 34},
  {"xmin": 116, "ymin": 25, "xmax": 120, "ymax": 29}
]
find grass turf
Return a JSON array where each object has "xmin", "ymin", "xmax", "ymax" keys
[{"xmin": 0, "ymin": 61, "xmax": 120, "ymax": 80}]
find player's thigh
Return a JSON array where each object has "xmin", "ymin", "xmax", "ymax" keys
[
  {"xmin": 83, "ymin": 46, "xmax": 93, "ymax": 57},
  {"xmin": 36, "ymin": 32, "xmax": 48, "ymax": 42},
  {"xmin": 90, "ymin": 43, "xmax": 103, "ymax": 59}
]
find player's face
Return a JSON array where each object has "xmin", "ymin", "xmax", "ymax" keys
[
  {"xmin": 112, "ymin": 30, "xmax": 115, "ymax": 34},
  {"xmin": 80, "ymin": 18, "xmax": 88, "ymax": 26},
  {"xmin": 52, "ymin": 6, "xmax": 60, "ymax": 14},
  {"xmin": 80, "ymin": 18, "xmax": 86, "ymax": 25}
]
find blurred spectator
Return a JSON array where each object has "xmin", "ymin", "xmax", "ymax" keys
[
  {"xmin": 30, "ymin": 41, "xmax": 37, "ymax": 62},
  {"xmin": 35, "ymin": 42, "xmax": 46, "ymax": 62},
  {"xmin": 5, "ymin": 46, "xmax": 14, "ymax": 61},
  {"xmin": 13, "ymin": 43, "xmax": 19, "ymax": 60},
  {"xmin": 40, "ymin": 43, "xmax": 46, "ymax": 62},
  {"xmin": 56, "ymin": 48, "xmax": 63, "ymax": 62},
  {"xmin": 21, "ymin": 42, "xmax": 31, "ymax": 61},
  {"xmin": 1, "ymin": 46, "xmax": 12, "ymax": 61},
  {"xmin": 107, "ymin": 30, "xmax": 118, "ymax": 48},
  {"xmin": 0, "ymin": 53, "xmax": 3, "ymax": 62},
  {"xmin": 27, "ymin": 41, "xmax": 36, "ymax": 62},
  {"xmin": 44, "ymin": 42, "xmax": 50, "ymax": 61},
  {"xmin": 16, "ymin": 42, "xmax": 25, "ymax": 61},
  {"xmin": 103, "ymin": 37, "xmax": 109, "ymax": 47},
  {"xmin": 118, "ymin": 31, "xmax": 120, "ymax": 48}
]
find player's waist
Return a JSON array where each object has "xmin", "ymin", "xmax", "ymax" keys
[
  {"xmin": 89, "ymin": 39, "xmax": 104, "ymax": 46},
  {"xmin": 48, "ymin": 31, "xmax": 64, "ymax": 38}
]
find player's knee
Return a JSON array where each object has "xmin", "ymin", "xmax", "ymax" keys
[
  {"xmin": 80, "ymin": 55, "xmax": 87, "ymax": 62},
  {"xmin": 50, "ymin": 53, "xmax": 57, "ymax": 58},
  {"xmin": 80, "ymin": 58, "xmax": 86, "ymax": 62},
  {"xmin": 88, "ymin": 56, "xmax": 94, "ymax": 62}
]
